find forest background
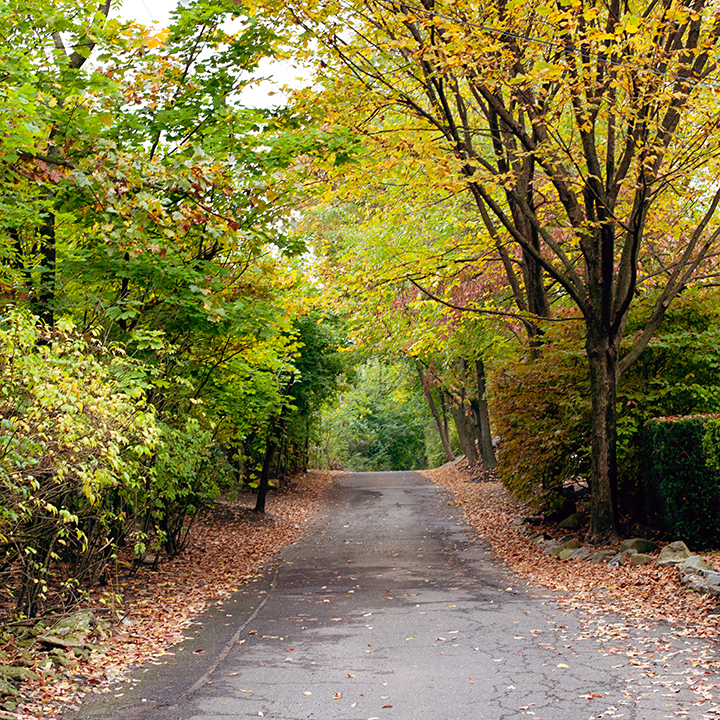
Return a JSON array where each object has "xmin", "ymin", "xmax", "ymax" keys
[{"xmin": 3, "ymin": 0, "xmax": 720, "ymax": 622}]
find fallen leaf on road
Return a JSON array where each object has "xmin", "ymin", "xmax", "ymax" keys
[{"xmin": 333, "ymin": 693, "xmax": 343, "ymax": 699}]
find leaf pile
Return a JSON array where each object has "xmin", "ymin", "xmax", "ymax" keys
[{"xmin": 0, "ymin": 472, "xmax": 334, "ymax": 720}]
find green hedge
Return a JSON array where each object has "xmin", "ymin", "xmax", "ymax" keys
[{"xmin": 643, "ymin": 416, "xmax": 720, "ymax": 549}]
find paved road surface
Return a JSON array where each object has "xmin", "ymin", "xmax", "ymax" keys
[{"xmin": 71, "ymin": 471, "xmax": 710, "ymax": 720}]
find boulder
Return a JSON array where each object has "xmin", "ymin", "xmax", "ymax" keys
[
  {"xmin": 588, "ymin": 550, "xmax": 615, "ymax": 564},
  {"xmin": 549, "ymin": 539, "xmax": 582, "ymax": 557},
  {"xmin": 629, "ymin": 553, "xmax": 654, "ymax": 566},
  {"xmin": 556, "ymin": 513, "xmax": 585, "ymax": 530},
  {"xmin": 0, "ymin": 667, "xmax": 39, "ymax": 682},
  {"xmin": 567, "ymin": 546, "xmax": 592, "ymax": 561},
  {"xmin": 620, "ymin": 538, "xmax": 658, "ymax": 554},
  {"xmin": 657, "ymin": 541, "xmax": 692, "ymax": 567},
  {"xmin": 608, "ymin": 552, "xmax": 627, "ymax": 567},
  {"xmin": 545, "ymin": 499, "xmax": 577, "ymax": 523},
  {"xmin": 531, "ymin": 533, "xmax": 553, "ymax": 543},
  {"xmin": 678, "ymin": 555, "xmax": 715, "ymax": 577},
  {"xmin": 0, "ymin": 678, "xmax": 17, "ymax": 698}
]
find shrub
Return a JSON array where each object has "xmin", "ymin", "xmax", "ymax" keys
[
  {"xmin": 489, "ymin": 319, "xmax": 591, "ymax": 511},
  {"xmin": 0, "ymin": 310, "xmax": 158, "ymax": 616},
  {"xmin": 490, "ymin": 290, "xmax": 720, "ymax": 517},
  {"xmin": 644, "ymin": 416, "xmax": 720, "ymax": 549}
]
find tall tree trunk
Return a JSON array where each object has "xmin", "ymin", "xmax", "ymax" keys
[
  {"xmin": 303, "ymin": 417, "xmax": 310, "ymax": 472},
  {"xmin": 441, "ymin": 392, "xmax": 450, "ymax": 445},
  {"xmin": 254, "ymin": 432, "xmax": 277, "ymax": 514},
  {"xmin": 586, "ymin": 328, "xmax": 621, "ymax": 543},
  {"xmin": 35, "ymin": 210, "xmax": 56, "ymax": 326},
  {"xmin": 448, "ymin": 393, "xmax": 479, "ymax": 465},
  {"xmin": 417, "ymin": 364, "xmax": 455, "ymax": 462},
  {"xmin": 473, "ymin": 358, "xmax": 496, "ymax": 470}
]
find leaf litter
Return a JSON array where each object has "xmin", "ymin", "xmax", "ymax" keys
[
  {"xmin": 423, "ymin": 462, "xmax": 720, "ymax": 716},
  {"xmin": 0, "ymin": 472, "xmax": 334, "ymax": 720}
]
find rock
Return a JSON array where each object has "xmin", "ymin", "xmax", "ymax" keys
[
  {"xmin": 54, "ymin": 611, "xmax": 98, "ymax": 633},
  {"xmin": 531, "ymin": 532, "xmax": 553, "ymax": 543},
  {"xmin": 608, "ymin": 552, "xmax": 627, "ymax": 567},
  {"xmin": 0, "ymin": 678, "xmax": 17, "ymax": 698},
  {"xmin": 545, "ymin": 499, "xmax": 577, "ymax": 523},
  {"xmin": 48, "ymin": 649, "xmax": 78, "ymax": 669},
  {"xmin": 657, "ymin": 541, "xmax": 692, "ymax": 567},
  {"xmin": 588, "ymin": 550, "xmax": 615, "ymax": 564},
  {"xmin": 629, "ymin": 553, "xmax": 654, "ymax": 566},
  {"xmin": 12, "ymin": 649, "xmax": 34, "ymax": 668},
  {"xmin": 37, "ymin": 633, "xmax": 86, "ymax": 650},
  {"xmin": 567, "ymin": 547, "xmax": 591, "ymax": 561},
  {"xmin": 0, "ymin": 666, "xmax": 39, "ymax": 682},
  {"xmin": 549, "ymin": 539, "xmax": 582, "ymax": 557},
  {"xmin": 678, "ymin": 555, "xmax": 716, "ymax": 577},
  {"xmin": 620, "ymin": 538, "xmax": 658, "ymax": 554},
  {"xmin": 704, "ymin": 570, "xmax": 720, "ymax": 586},
  {"xmin": 558, "ymin": 548, "xmax": 576, "ymax": 561},
  {"xmin": 556, "ymin": 513, "xmax": 585, "ymax": 530}
]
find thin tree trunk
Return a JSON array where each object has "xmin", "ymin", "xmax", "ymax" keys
[
  {"xmin": 586, "ymin": 329, "xmax": 621, "ymax": 543},
  {"xmin": 254, "ymin": 433, "xmax": 277, "ymax": 514},
  {"xmin": 441, "ymin": 393, "xmax": 450, "ymax": 444},
  {"xmin": 474, "ymin": 358, "xmax": 497, "ymax": 470},
  {"xmin": 417, "ymin": 364, "xmax": 455, "ymax": 462},
  {"xmin": 303, "ymin": 418, "xmax": 310, "ymax": 472},
  {"xmin": 35, "ymin": 210, "xmax": 56, "ymax": 326},
  {"xmin": 448, "ymin": 393, "xmax": 480, "ymax": 465}
]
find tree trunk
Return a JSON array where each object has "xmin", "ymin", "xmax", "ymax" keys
[
  {"xmin": 35, "ymin": 210, "xmax": 56, "ymax": 326},
  {"xmin": 440, "ymin": 393, "xmax": 450, "ymax": 445},
  {"xmin": 303, "ymin": 417, "xmax": 310, "ymax": 472},
  {"xmin": 417, "ymin": 364, "xmax": 455, "ymax": 462},
  {"xmin": 473, "ymin": 358, "xmax": 497, "ymax": 470},
  {"xmin": 586, "ymin": 329, "xmax": 621, "ymax": 543},
  {"xmin": 448, "ymin": 394, "xmax": 479, "ymax": 465},
  {"xmin": 254, "ymin": 434, "xmax": 277, "ymax": 514}
]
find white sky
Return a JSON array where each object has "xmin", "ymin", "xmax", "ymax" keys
[{"xmin": 113, "ymin": 0, "xmax": 310, "ymax": 108}]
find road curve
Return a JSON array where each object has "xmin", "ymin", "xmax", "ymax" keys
[{"xmin": 70, "ymin": 471, "xmax": 703, "ymax": 720}]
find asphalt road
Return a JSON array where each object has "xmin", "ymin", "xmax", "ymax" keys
[{"xmin": 70, "ymin": 471, "xmax": 710, "ymax": 720}]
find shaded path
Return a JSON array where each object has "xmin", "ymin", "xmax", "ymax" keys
[{"xmin": 72, "ymin": 472, "xmax": 705, "ymax": 719}]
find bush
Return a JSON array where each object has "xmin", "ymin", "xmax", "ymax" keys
[
  {"xmin": 0, "ymin": 310, "xmax": 158, "ymax": 616},
  {"xmin": 490, "ymin": 319, "xmax": 591, "ymax": 511},
  {"xmin": 644, "ymin": 416, "xmax": 720, "ymax": 549},
  {"xmin": 490, "ymin": 290, "xmax": 720, "ymax": 517}
]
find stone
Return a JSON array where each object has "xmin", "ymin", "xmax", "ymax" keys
[
  {"xmin": 620, "ymin": 538, "xmax": 658, "ymax": 554},
  {"xmin": 608, "ymin": 552, "xmax": 627, "ymax": 567},
  {"xmin": 678, "ymin": 555, "xmax": 716, "ymax": 577},
  {"xmin": 0, "ymin": 679, "xmax": 17, "ymax": 698},
  {"xmin": 588, "ymin": 550, "xmax": 615, "ymax": 564},
  {"xmin": 558, "ymin": 548, "xmax": 576, "ymax": 561},
  {"xmin": 629, "ymin": 553, "xmax": 654, "ymax": 566},
  {"xmin": 0, "ymin": 666, "xmax": 39, "ymax": 682},
  {"xmin": 703, "ymin": 570, "xmax": 720, "ymax": 586},
  {"xmin": 556, "ymin": 513, "xmax": 585, "ymax": 530},
  {"xmin": 657, "ymin": 541, "xmax": 692, "ymax": 567},
  {"xmin": 550, "ymin": 538, "xmax": 582, "ymax": 557},
  {"xmin": 567, "ymin": 546, "xmax": 592, "ymax": 561},
  {"xmin": 531, "ymin": 533, "xmax": 553, "ymax": 543},
  {"xmin": 54, "ymin": 610, "xmax": 96, "ymax": 633}
]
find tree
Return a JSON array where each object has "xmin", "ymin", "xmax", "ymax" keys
[{"xmin": 280, "ymin": 0, "xmax": 720, "ymax": 542}]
